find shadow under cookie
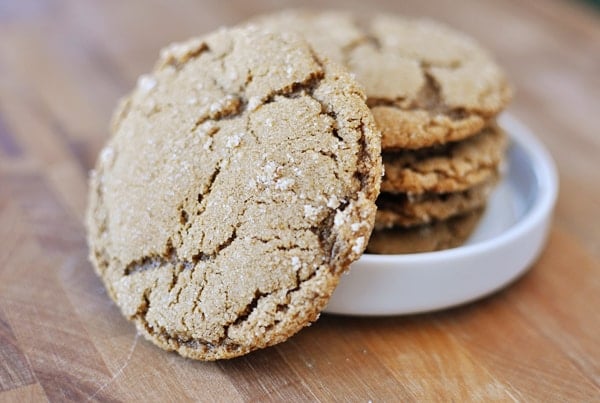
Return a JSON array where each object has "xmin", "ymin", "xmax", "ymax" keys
[{"xmin": 366, "ymin": 209, "xmax": 484, "ymax": 254}]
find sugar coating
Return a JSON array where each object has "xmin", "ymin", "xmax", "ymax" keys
[
  {"xmin": 327, "ymin": 195, "xmax": 340, "ymax": 209},
  {"xmin": 86, "ymin": 26, "xmax": 381, "ymax": 361},
  {"xmin": 275, "ymin": 178, "xmax": 295, "ymax": 191},
  {"xmin": 137, "ymin": 74, "xmax": 157, "ymax": 93},
  {"xmin": 334, "ymin": 209, "xmax": 350, "ymax": 227},
  {"xmin": 291, "ymin": 256, "xmax": 302, "ymax": 271},
  {"xmin": 226, "ymin": 132, "xmax": 244, "ymax": 148},
  {"xmin": 303, "ymin": 205, "xmax": 322, "ymax": 221},
  {"xmin": 257, "ymin": 161, "xmax": 280, "ymax": 186},
  {"xmin": 352, "ymin": 237, "xmax": 365, "ymax": 255}
]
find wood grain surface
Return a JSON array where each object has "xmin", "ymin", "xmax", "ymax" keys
[{"xmin": 1, "ymin": 0, "xmax": 600, "ymax": 401}]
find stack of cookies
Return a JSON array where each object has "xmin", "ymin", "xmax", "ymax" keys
[
  {"xmin": 87, "ymin": 10, "xmax": 513, "ymax": 361},
  {"xmin": 369, "ymin": 123, "xmax": 508, "ymax": 253},
  {"xmin": 256, "ymin": 11, "xmax": 512, "ymax": 253}
]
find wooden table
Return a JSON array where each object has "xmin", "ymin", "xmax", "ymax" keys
[{"xmin": 1, "ymin": 0, "xmax": 599, "ymax": 401}]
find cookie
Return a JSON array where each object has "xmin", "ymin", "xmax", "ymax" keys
[
  {"xmin": 254, "ymin": 10, "xmax": 512, "ymax": 149},
  {"xmin": 367, "ymin": 209, "xmax": 484, "ymax": 254},
  {"xmin": 86, "ymin": 26, "xmax": 382, "ymax": 360},
  {"xmin": 381, "ymin": 124, "xmax": 507, "ymax": 195},
  {"xmin": 375, "ymin": 178, "xmax": 495, "ymax": 229}
]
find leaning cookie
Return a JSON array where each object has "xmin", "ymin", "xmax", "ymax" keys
[
  {"xmin": 375, "ymin": 178, "xmax": 496, "ymax": 229},
  {"xmin": 367, "ymin": 209, "xmax": 484, "ymax": 254},
  {"xmin": 381, "ymin": 124, "xmax": 507, "ymax": 195},
  {"xmin": 86, "ymin": 26, "xmax": 381, "ymax": 360},
  {"xmin": 254, "ymin": 10, "xmax": 512, "ymax": 149}
]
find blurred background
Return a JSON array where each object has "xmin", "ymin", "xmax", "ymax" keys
[{"xmin": 1, "ymin": 2, "xmax": 600, "ymax": 401}]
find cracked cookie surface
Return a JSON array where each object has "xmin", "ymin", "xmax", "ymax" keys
[
  {"xmin": 253, "ymin": 10, "xmax": 512, "ymax": 149},
  {"xmin": 367, "ymin": 209, "xmax": 484, "ymax": 254},
  {"xmin": 375, "ymin": 178, "xmax": 495, "ymax": 229},
  {"xmin": 381, "ymin": 124, "xmax": 507, "ymax": 194},
  {"xmin": 86, "ymin": 26, "xmax": 381, "ymax": 360}
]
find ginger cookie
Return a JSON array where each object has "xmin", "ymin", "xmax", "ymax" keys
[
  {"xmin": 375, "ymin": 178, "xmax": 496, "ymax": 229},
  {"xmin": 254, "ymin": 10, "xmax": 512, "ymax": 149},
  {"xmin": 86, "ymin": 26, "xmax": 381, "ymax": 360},
  {"xmin": 367, "ymin": 209, "xmax": 484, "ymax": 254},
  {"xmin": 381, "ymin": 124, "xmax": 507, "ymax": 194}
]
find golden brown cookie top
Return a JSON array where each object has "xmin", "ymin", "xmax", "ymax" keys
[
  {"xmin": 86, "ymin": 26, "xmax": 381, "ymax": 360},
  {"xmin": 254, "ymin": 10, "xmax": 513, "ymax": 149},
  {"xmin": 381, "ymin": 124, "xmax": 507, "ymax": 195}
]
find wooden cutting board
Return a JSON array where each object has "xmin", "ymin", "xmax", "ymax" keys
[{"xmin": 1, "ymin": 0, "xmax": 599, "ymax": 401}]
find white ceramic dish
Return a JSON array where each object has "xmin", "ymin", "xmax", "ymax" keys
[{"xmin": 325, "ymin": 114, "xmax": 559, "ymax": 316}]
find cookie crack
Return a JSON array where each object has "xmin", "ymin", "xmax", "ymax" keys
[
  {"xmin": 189, "ymin": 266, "xmax": 209, "ymax": 322},
  {"xmin": 124, "ymin": 244, "xmax": 174, "ymax": 276},
  {"xmin": 207, "ymin": 227, "xmax": 238, "ymax": 258},
  {"xmin": 415, "ymin": 68, "xmax": 444, "ymax": 112},
  {"xmin": 353, "ymin": 119, "xmax": 372, "ymax": 191},
  {"xmin": 159, "ymin": 41, "xmax": 210, "ymax": 71},
  {"xmin": 123, "ymin": 239, "xmax": 194, "ymax": 276},
  {"xmin": 196, "ymin": 163, "xmax": 221, "ymax": 211},
  {"xmin": 363, "ymin": 63, "xmax": 469, "ymax": 122},
  {"xmin": 184, "ymin": 227, "xmax": 238, "ymax": 268},
  {"xmin": 309, "ymin": 209, "xmax": 337, "ymax": 262},
  {"xmin": 191, "ymin": 94, "xmax": 243, "ymax": 132},
  {"xmin": 261, "ymin": 73, "xmax": 324, "ymax": 107},
  {"xmin": 341, "ymin": 34, "xmax": 381, "ymax": 68},
  {"xmin": 132, "ymin": 279, "xmax": 159, "ymax": 336},
  {"xmin": 258, "ymin": 48, "xmax": 329, "ymax": 114},
  {"xmin": 134, "ymin": 287, "xmax": 152, "ymax": 323},
  {"xmin": 340, "ymin": 14, "xmax": 382, "ymax": 67},
  {"xmin": 230, "ymin": 289, "xmax": 269, "ymax": 328},
  {"xmin": 415, "ymin": 67, "xmax": 469, "ymax": 120}
]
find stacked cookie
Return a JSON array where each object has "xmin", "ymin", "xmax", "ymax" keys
[
  {"xmin": 256, "ymin": 11, "xmax": 512, "ymax": 253},
  {"xmin": 369, "ymin": 123, "xmax": 508, "ymax": 253}
]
